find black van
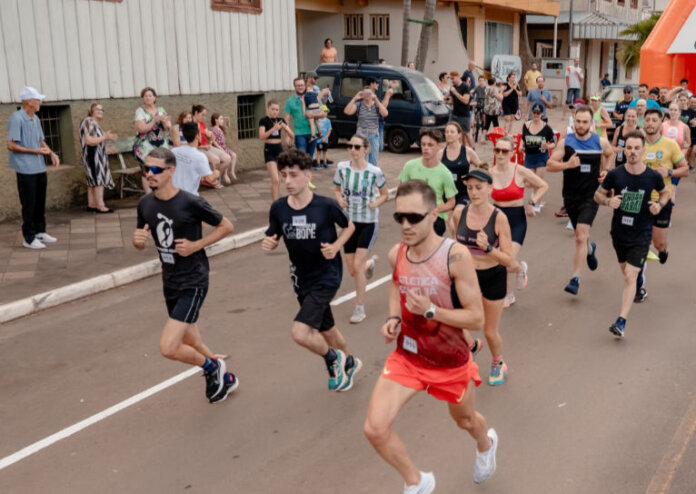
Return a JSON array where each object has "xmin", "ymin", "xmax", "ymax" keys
[{"xmin": 315, "ymin": 63, "xmax": 450, "ymax": 153}]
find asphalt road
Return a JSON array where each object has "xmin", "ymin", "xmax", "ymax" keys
[{"xmin": 1, "ymin": 173, "xmax": 696, "ymax": 494}]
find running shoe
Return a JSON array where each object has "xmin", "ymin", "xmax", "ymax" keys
[
  {"xmin": 404, "ymin": 471, "xmax": 436, "ymax": 494},
  {"xmin": 566, "ymin": 220, "xmax": 574, "ymax": 231},
  {"xmin": 338, "ymin": 357, "xmax": 363, "ymax": 392},
  {"xmin": 322, "ymin": 161, "xmax": 331, "ymax": 169},
  {"xmin": 586, "ymin": 241, "xmax": 598, "ymax": 271},
  {"xmin": 634, "ymin": 287, "xmax": 648, "ymax": 303},
  {"xmin": 204, "ymin": 358, "xmax": 227, "ymax": 400},
  {"xmin": 209, "ymin": 373, "xmax": 239, "ymax": 404},
  {"xmin": 469, "ymin": 339, "xmax": 483, "ymax": 361},
  {"xmin": 503, "ymin": 292, "xmax": 516, "ymax": 308},
  {"xmin": 350, "ymin": 306, "xmax": 366, "ymax": 324},
  {"xmin": 555, "ymin": 207, "xmax": 568, "ymax": 217},
  {"xmin": 516, "ymin": 261, "xmax": 528, "ymax": 290},
  {"xmin": 658, "ymin": 250, "xmax": 668, "ymax": 264},
  {"xmin": 609, "ymin": 317, "xmax": 626, "ymax": 338},
  {"xmin": 328, "ymin": 349, "xmax": 347, "ymax": 391},
  {"xmin": 474, "ymin": 428, "xmax": 498, "ymax": 483},
  {"xmin": 564, "ymin": 276, "xmax": 580, "ymax": 295},
  {"xmin": 365, "ymin": 255, "xmax": 378, "ymax": 280},
  {"xmin": 35, "ymin": 232, "xmax": 57, "ymax": 243},
  {"xmin": 488, "ymin": 361, "xmax": 507, "ymax": 386}
]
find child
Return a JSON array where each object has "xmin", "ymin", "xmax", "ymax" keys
[
  {"xmin": 210, "ymin": 113, "xmax": 238, "ymax": 181},
  {"xmin": 303, "ymin": 86, "xmax": 323, "ymax": 142},
  {"xmin": 316, "ymin": 106, "xmax": 332, "ymax": 169}
]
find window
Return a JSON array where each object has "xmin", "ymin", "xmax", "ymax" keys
[
  {"xmin": 35, "ymin": 105, "xmax": 75, "ymax": 165},
  {"xmin": 237, "ymin": 94, "xmax": 263, "ymax": 139},
  {"xmin": 383, "ymin": 80, "xmax": 414, "ymax": 102},
  {"xmin": 618, "ymin": 0, "xmax": 625, "ymax": 5},
  {"xmin": 369, "ymin": 14, "xmax": 390, "ymax": 40},
  {"xmin": 630, "ymin": 0, "xmax": 638, "ymax": 7},
  {"xmin": 344, "ymin": 14, "xmax": 364, "ymax": 40},
  {"xmin": 211, "ymin": 0, "xmax": 261, "ymax": 14},
  {"xmin": 484, "ymin": 21, "xmax": 512, "ymax": 69},
  {"xmin": 340, "ymin": 77, "xmax": 365, "ymax": 98}
]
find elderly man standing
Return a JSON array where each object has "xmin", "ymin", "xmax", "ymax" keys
[{"xmin": 7, "ymin": 87, "xmax": 60, "ymax": 249}]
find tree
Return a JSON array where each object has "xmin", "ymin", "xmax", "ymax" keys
[
  {"xmin": 414, "ymin": 0, "xmax": 437, "ymax": 71},
  {"xmin": 618, "ymin": 14, "xmax": 660, "ymax": 70},
  {"xmin": 401, "ymin": 0, "xmax": 411, "ymax": 66}
]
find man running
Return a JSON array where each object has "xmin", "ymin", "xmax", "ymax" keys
[
  {"xmin": 548, "ymin": 105, "xmax": 614, "ymax": 295},
  {"xmin": 594, "ymin": 131, "xmax": 669, "ymax": 338},
  {"xmin": 132, "ymin": 148, "xmax": 237, "ymax": 404},
  {"xmin": 363, "ymin": 179, "xmax": 497, "ymax": 493},
  {"xmin": 262, "ymin": 149, "xmax": 362, "ymax": 391}
]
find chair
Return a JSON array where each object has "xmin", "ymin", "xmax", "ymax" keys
[{"xmin": 108, "ymin": 137, "xmax": 142, "ymax": 199}]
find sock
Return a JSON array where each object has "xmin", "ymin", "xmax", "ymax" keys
[
  {"xmin": 202, "ymin": 358, "xmax": 218, "ymax": 373},
  {"xmin": 344, "ymin": 355, "xmax": 354, "ymax": 372},
  {"xmin": 323, "ymin": 348, "xmax": 337, "ymax": 373},
  {"xmin": 356, "ymin": 305, "xmax": 364, "ymax": 311},
  {"xmin": 572, "ymin": 273, "xmax": 581, "ymax": 281},
  {"xmin": 492, "ymin": 355, "xmax": 503, "ymax": 365}
]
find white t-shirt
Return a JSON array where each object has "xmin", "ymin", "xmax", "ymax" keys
[
  {"xmin": 566, "ymin": 66, "xmax": 583, "ymax": 89},
  {"xmin": 172, "ymin": 145, "xmax": 212, "ymax": 196}
]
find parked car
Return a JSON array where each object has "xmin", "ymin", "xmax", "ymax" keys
[
  {"xmin": 315, "ymin": 63, "xmax": 450, "ymax": 153},
  {"xmin": 601, "ymin": 84, "xmax": 639, "ymax": 140}
]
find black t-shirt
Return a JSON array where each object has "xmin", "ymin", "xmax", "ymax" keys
[
  {"xmin": 259, "ymin": 116, "xmax": 287, "ymax": 139},
  {"xmin": 601, "ymin": 166, "xmax": 665, "ymax": 244},
  {"xmin": 266, "ymin": 194, "xmax": 349, "ymax": 292},
  {"xmin": 562, "ymin": 133, "xmax": 604, "ymax": 202},
  {"xmin": 137, "ymin": 191, "xmax": 223, "ymax": 289},
  {"xmin": 522, "ymin": 123, "xmax": 555, "ymax": 155},
  {"xmin": 502, "ymin": 83, "xmax": 519, "ymax": 108},
  {"xmin": 680, "ymin": 108, "xmax": 696, "ymax": 141},
  {"xmin": 614, "ymin": 99, "xmax": 632, "ymax": 120},
  {"xmin": 451, "ymin": 83, "xmax": 471, "ymax": 118},
  {"xmin": 441, "ymin": 145, "xmax": 470, "ymax": 203}
]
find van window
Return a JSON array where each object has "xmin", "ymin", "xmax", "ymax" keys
[
  {"xmin": 384, "ymin": 79, "xmax": 414, "ymax": 102},
  {"xmin": 340, "ymin": 77, "xmax": 365, "ymax": 98},
  {"xmin": 316, "ymin": 76, "xmax": 335, "ymax": 93}
]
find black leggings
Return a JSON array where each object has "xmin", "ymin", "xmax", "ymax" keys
[{"xmin": 484, "ymin": 114, "xmax": 499, "ymax": 131}]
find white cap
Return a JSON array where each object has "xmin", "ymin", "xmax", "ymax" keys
[{"xmin": 19, "ymin": 87, "xmax": 45, "ymax": 101}]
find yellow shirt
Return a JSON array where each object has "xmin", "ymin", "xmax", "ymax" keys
[
  {"xmin": 524, "ymin": 70, "xmax": 542, "ymax": 91},
  {"xmin": 643, "ymin": 136, "xmax": 684, "ymax": 201}
]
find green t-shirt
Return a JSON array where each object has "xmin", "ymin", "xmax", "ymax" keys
[
  {"xmin": 284, "ymin": 95, "xmax": 311, "ymax": 135},
  {"xmin": 398, "ymin": 158, "xmax": 458, "ymax": 220}
]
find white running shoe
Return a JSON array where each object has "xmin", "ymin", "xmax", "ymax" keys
[
  {"xmin": 516, "ymin": 261, "xmax": 528, "ymax": 290},
  {"xmin": 35, "ymin": 232, "xmax": 57, "ymax": 243},
  {"xmin": 503, "ymin": 292, "xmax": 516, "ymax": 308},
  {"xmin": 404, "ymin": 471, "xmax": 435, "ymax": 494},
  {"xmin": 23, "ymin": 238, "xmax": 46, "ymax": 249},
  {"xmin": 566, "ymin": 220, "xmax": 574, "ymax": 231},
  {"xmin": 349, "ymin": 306, "xmax": 366, "ymax": 324},
  {"xmin": 474, "ymin": 428, "xmax": 498, "ymax": 484},
  {"xmin": 365, "ymin": 255, "xmax": 378, "ymax": 280}
]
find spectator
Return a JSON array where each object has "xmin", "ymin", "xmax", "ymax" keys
[
  {"xmin": 462, "ymin": 60, "xmax": 477, "ymax": 90},
  {"xmin": 7, "ymin": 86, "xmax": 60, "ymax": 249},
  {"xmin": 483, "ymin": 77, "xmax": 502, "ymax": 135},
  {"xmin": 171, "ymin": 122, "xmax": 219, "ymax": 195},
  {"xmin": 524, "ymin": 62, "xmax": 542, "ymax": 93},
  {"xmin": 601, "ymin": 73, "xmax": 611, "ymax": 89},
  {"xmin": 407, "ymin": 61, "xmax": 415, "ymax": 70},
  {"xmin": 316, "ymin": 107, "xmax": 332, "ymax": 168},
  {"xmin": 502, "ymin": 71, "xmax": 522, "ymax": 133},
  {"xmin": 449, "ymin": 71, "xmax": 474, "ymax": 148},
  {"xmin": 564, "ymin": 58, "xmax": 584, "ymax": 117},
  {"xmin": 612, "ymin": 86, "xmax": 634, "ymax": 124},
  {"xmin": 344, "ymin": 85, "xmax": 391, "ymax": 167},
  {"xmin": 170, "ymin": 111, "xmax": 192, "ymax": 147},
  {"xmin": 679, "ymin": 78, "xmax": 692, "ymax": 98},
  {"xmin": 473, "ymin": 76, "xmax": 487, "ymax": 142},
  {"xmin": 368, "ymin": 78, "xmax": 386, "ymax": 152},
  {"xmin": 590, "ymin": 94, "xmax": 613, "ymax": 139},
  {"xmin": 210, "ymin": 113, "xmax": 238, "ymax": 181},
  {"xmin": 320, "ymin": 38, "xmax": 338, "ymax": 63},
  {"xmin": 525, "ymin": 76, "xmax": 553, "ymax": 121},
  {"xmin": 133, "ymin": 87, "xmax": 171, "ymax": 193},
  {"xmin": 192, "ymin": 104, "xmax": 232, "ymax": 186},
  {"xmin": 285, "ymin": 77, "xmax": 319, "ymax": 163},
  {"xmin": 379, "ymin": 58, "xmax": 386, "ymax": 64},
  {"xmin": 629, "ymin": 84, "xmax": 661, "ymax": 110},
  {"xmin": 437, "ymin": 72, "xmax": 452, "ymax": 105},
  {"xmin": 259, "ymin": 99, "xmax": 294, "ymax": 200},
  {"xmin": 79, "ymin": 102, "xmax": 118, "ymax": 213}
]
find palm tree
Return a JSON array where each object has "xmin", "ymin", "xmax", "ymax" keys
[
  {"xmin": 414, "ymin": 0, "xmax": 437, "ymax": 71},
  {"xmin": 401, "ymin": 0, "xmax": 411, "ymax": 66},
  {"xmin": 618, "ymin": 14, "xmax": 660, "ymax": 70}
]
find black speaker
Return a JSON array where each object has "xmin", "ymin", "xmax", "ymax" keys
[{"xmin": 344, "ymin": 45, "xmax": 379, "ymax": 63}]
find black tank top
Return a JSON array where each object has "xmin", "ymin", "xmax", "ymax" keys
[
  {"xmin": 456, "ymin": 205, "xmax": 499, "ymax": 256},
  {"xmin": 615, "ymin": 125, "xmax": 628, "ymax": 166},
  {"xmin": 441, "ymin": 145, "xmax": 470, "ymax": 203}
]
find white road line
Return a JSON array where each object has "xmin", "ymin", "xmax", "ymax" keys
[{"xmin": 0, "ymin": 272, "xmax": 393, "ymax": 472}]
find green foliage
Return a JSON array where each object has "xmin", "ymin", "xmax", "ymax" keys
[{"xmin": 618, "ymin": 14, "xmax": 661, "ymax": 70}]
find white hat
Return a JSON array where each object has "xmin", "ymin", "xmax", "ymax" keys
[{"xmin": 19, "ymin": 87, "xmax": 45, "ymax": 101}]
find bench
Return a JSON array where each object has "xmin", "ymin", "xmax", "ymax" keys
[{"xmin": 108, "ymin": 137, "xmax": 142, "ymax": 199}]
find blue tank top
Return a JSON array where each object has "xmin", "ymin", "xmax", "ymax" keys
[{"xmin": 562, "ymin": 132, "xmax": 603, "ymax": 201}]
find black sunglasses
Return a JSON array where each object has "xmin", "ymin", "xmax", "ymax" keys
[
  {"xmin": 393, "ymin": 211, "xmax": 430, "ymax": 225},
  {"xmin": 144, "ymin": 165, "xmax": 170, "ymax": 175},
  {"xmin": 348, "ymin": 144, "xmax": 363, "ymax": 150},
  {"xmin": 624, "ymin": 90, "xmax": 632, "ymax": 94}
]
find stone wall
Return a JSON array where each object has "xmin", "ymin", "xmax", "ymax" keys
[{"xmin": 0, "ymin": 90, "xmax": 292, "ymax": 222}]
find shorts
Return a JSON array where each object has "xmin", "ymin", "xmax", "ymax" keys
[
  {"xmin": 450, "ymin": 114, "xmax": 471, "ymax": 133},
  {"xmin": 295, "ymin": 284, "xmax": 339, "ymax": 332},
  {"xmin": 264, "ymin": 143, "xmax": 283, "ymax": 163},
  {"xmin": 316, "ymin": 142, "xmax": 329, "ymax": 151},
  {"xmin": 434, "ymin": 217, "xmax": 447, "ymax": 236},
  {"xmin": 566, "ymin": 88, "xmax": 580, "ymax": 105},
  {"xmin": 344, "ymin": 222, "xmax": 378, "ymax": 254},
  {"xmin": 475, "ymin": 265, "xmax": 507, "ymax": 301},
  {"xmin": 612, "ymin": 240, "xmax": 650, "ymax": 268},
  {"xmin": 653, "ymin": 200, "xmax": 673, "ymax": 228},
  {"xmin": 565, "ymin": 197, "xmax": 599, "ymax": 228},
  {"xmin": 163, "ymin": 286, "xmax": 208, "ymax": 324},
  {"xmin": 498, "ymin": 206, "xmax": 527, "ymax": 245},
  {"xmin": 671, "ymin": 177, "xmax": 680, "ymax": 186},
  {"xmin": 306, "ymin": 107, "xmax": 322, "ymax": 117},
  {"xmin": 382, "ymin": 351, "xmax": 482, "ymax": 405},
  {"xmin": 502, "ymin": 102, "xmax": 518, "ymax": 116},
  {"xmin": 524, "ymin": 152, "xmax": 549, "ymax": 169}
]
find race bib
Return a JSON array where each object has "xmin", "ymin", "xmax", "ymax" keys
[
  {"xmin": 349, "ymin": 195, "xmax": 363, "ymax": 204},
  {"xmin": 621, "ymin": 216, "xmax": 634, "ymax": 226},
  {"xmin": 452, "ymin": 172, "xmax": 458, "ymax": 182},
  {"xmin": 402, "ymin": 335, "xmax": 418, "ymax": 354},
  {"xmin": 292, "ymin": 215, "xmax": 307, "ymax": 226},
  {"xmin": 645, "ymin": 152, "xmax": 656, "ymax": 160},
  {"xmin": 580, "ymin": 164, "xmax": 591, "ymax": 173},
  {"xmin": 160, "ymin": 253, "xmax": 175, "ymax": 264}
]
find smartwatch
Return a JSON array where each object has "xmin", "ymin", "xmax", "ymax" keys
[
  {"xmin": 668, "ymin": 169, "xmax": 673, "ymax": 177},
  {"xmin": 485, "ymin": 244, "xmax": 493, "ymax": 253},
  {"xmin": 424, "ymin": 303, "xmax": 436, "ymax": 319}
]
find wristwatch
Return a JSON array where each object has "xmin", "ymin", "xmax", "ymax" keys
[
  {"xmin": 528, "ymin": 200, "xmax": 537, "ymax": 207},
  {"xmin": 484, "ymin": 244, "xmax": 494, "ymax": 253},
  {"xmin": 424, "ymin": 303, "xmax": 437, "ymax": 319},
  {"xmin": 668, "ymin": 169, "xmax": 673, "ymax": 177}
]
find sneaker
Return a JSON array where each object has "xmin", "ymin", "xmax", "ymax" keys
[
  {"xmin": 313, "ymin": 164, "xmax": 322, "ymax": 170},
  {"xmin": 204, "ymin": 358, "xmax": 227, "ymax": 400},
  {"xmin": 209, "ymin": 373, "xmax": 239, "ymax": 404},
  {"xmin": 609, "ymin": 317, "xmax": 626, "ymax": 338},
  {"xmin": 566, "ymin": 220, "xmax": 574, "ymax": 231},
  {"xmin": 586, "ymin": 241, "xmax": 598, "ymax": 271},
  {"xmin": 338, "ymin": 357, "xmax": 363, "ymax": 392},
  {"xmin": 328, "ymin": 349, "xmax": 347, "ymax": 391},
  {"xmin": 555, "ymin": 206, "xmax": 568, "ymax": 217},
  {"xmin": 564, "ymin": 276, "xmax": 580, "ymax": 295},
  {"xmin": 326, "ymin": 159, "xmax": 334, "ymax": 165},
  {"xmin": 634, "ymin": 287, "xmax": 648, "ymax": 303},
  {"xmin": 322, "ymin": 162, "xmax": 331, "ymax": 169},
  {"xmin": 658, "ymin": 250, "xmax": 668, "ymax": 264},
  {"xmin": 516, "ymin": 261, "xmax": 528, "ymax": 290},
  {"xmin": 503, "ymin": 292, "xmax": 516, "ymax": 308},
  {"xmin": 349, "ymin": 306, "xmax": 366, "ymax": 324},
  {"xmin": 365, "ymin": 255, "xmax": 378, "ymax": 280},
  {"xmin": 23, "ymin": 238, "xmax": 46, "ymax": 249},
  {"xmin": 474, "ymin": 429, "xmax": 498, "ymax": 483},
  {"xmin": 469, "ymin": 338, "xmax": 483, "ymax": 361},
  {"xmin": 488, "ymin": 361, "xmax": 507, "ymax": 386},
  {"xmin": 35, "ymin": 232, "xmax": 57, "ymax": 243},
  {"xmin": 404, "ymin": 471, "xmax": 436, "ymax": 494}
]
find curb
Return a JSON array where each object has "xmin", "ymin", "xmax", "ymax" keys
[{"xmin": 0, "ymin": 187, "xmax": 398, "ymax": 324}]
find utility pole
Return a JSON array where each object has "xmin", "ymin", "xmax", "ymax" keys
[{"xmin": 568, "ymin": 0, "xmax": 574, "ymax": 58}]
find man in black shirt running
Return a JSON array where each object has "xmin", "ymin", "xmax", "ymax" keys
[
  {"xmin": 262, "ymin": 149, "xmax": 362, "ymax": 392},
  {"xmin": 594, "ymin": 131, "xmax": 669, "ymax": 338},
  {"xmin": 133, "ymin": 147, "xmax": 237, "ymax": 404}
]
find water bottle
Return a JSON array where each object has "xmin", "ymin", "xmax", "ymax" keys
[{"xmin": 326, "ymin": 88, "xmax": 334, "ymax": 104}]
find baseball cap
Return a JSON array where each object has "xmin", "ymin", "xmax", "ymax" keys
[
  {"xmin": 19, "ymin": 86, "xmax": 45, "ymax": 101},
  {"xmin": 531, "ymin": 103, "xmax": 544, "ymax": 114},
  {"xmin": 574, "ymin": 98, "xmax": 586, "ymax": 105},
  {"xmin": 590, "ymin": 94, "xmax": 601, "ymax": 101},
  {"xmin": 624, "ymin": 85, "xmax": 633, "ymax": 92},
  {"xmin": 464, "ymin": 168, "xmax": 492, "ymax": 184},
  {"xmin": 306, "ymin": 71, "xmax": 318, "ymax": 79}
]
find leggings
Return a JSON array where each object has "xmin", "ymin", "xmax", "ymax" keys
[{"xmin": 484, "ymin": 114, "xmax": 499, "ymax": 131}]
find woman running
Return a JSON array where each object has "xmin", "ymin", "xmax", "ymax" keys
[
  {"xmin": 521, "ymin": 103, "xmax": 556, "ymax": 183},
  {"xmin": 453, "ymin": 163, "xmax": 513, "ymax": 386},
  {"xmin": 612, "ymin": 108, "xmax": 643, "ymax": 167},
  {"xmin": 333, "ymin": 134, "xmax": 388, "ymax": 324},
  {"xmin": 490, "ymin": 136, "xmax": 548, "ymax": 307},
  {"xmin": 663, "ymin": 102, "xmax": 691, "ymax": 201},
  {"xmin": 259, "ymin": 99, "xmax": 294, "ymax": 200}
]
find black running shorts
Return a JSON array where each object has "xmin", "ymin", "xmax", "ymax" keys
[
  {"xmin": 295, "ymin": 284, "xmax": 339, "ymax": 332},
  {"xmin": 475, "ymin": 265, "xmax": 507, "ymax": 301},
  {"xmin": 611, "ymin": 240, "xmax": 650, "ymax": 268},
  {"xmin": 164, "ymin": 286, "xmax": 208, "ymax": 324},
  {"xmin": 565, "ymin": 197, "xmax": 599, "ymax": 228},
  {"xmin": 344, "ymin": 222, "xmax": 378, "ymax": 254},
  {"xmin": 264, "ymin": 143, "xmax": 284, "ymax": 163},
  {"xmin": 653, "ymin": 200, "xmax": 673, "ymax": 229}
]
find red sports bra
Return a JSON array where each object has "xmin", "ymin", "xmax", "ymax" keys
[{"xmin": 491, "ymin": 165, "xmax": 525, "ymax": 202}]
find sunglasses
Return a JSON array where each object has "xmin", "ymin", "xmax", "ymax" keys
[
  {"xmin": 144, "ymin": 165, "xmax": 170, "ymax": 175},
  {"xmin": 624, "ymin": 91, "xmax": 632, "ymax": 94},
  {"xmin": 348, "ymin": 144, "xmax": 363, "ymax": 150},
  {"xmin": 393, "ymin": 211, "xmax": 430, "ymax": 225},
  {"xmin": 494, "ymin": 148, "xmax": 511, "ymax": 154}
]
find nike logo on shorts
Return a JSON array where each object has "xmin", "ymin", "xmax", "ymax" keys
[{"xmin": 455, "ymin": 388, "xmax": 466, "ymax": 403}]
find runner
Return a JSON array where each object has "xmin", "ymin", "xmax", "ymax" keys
[
  {"xmin": 132, "ymin": 147, "xmax": 238, "ymax": 404},
  {"xmin": 662, "ymin": 102, "xmax": 691, "ymax": 202},
  {"xmin": 590, "ymin": 95, "xmax": 613, "ymax": 139},
  {"xmin": 594, "ymin": 131, "xmax": 669, "ymax": 338},
  {"xmin": 262, "ymin": 149, "xmax": 362, "ymax": 392},
  {"xmin": 490, "ymin": 136, "xmax": 548, "ymax": 307},
  {"xmin": 333, "ymin": 134, "xmax": 388, "ymax": 324},
  {"xmin": 364, "ymin": 179, "xmax": 497, "ymax": 493},
  {"xmin": 449, "ymin": 71, "xmax": 475, "ymax": 148},
  {"xmin": 399, "ymin": 129, "xmax": 458, "ymax": 236},
  {"xmin": 521, "ymin": 103, "xmax": 556, "ymax": 181},
  {"xmin": 547, "ymin": 105, "xmax": 614, "ymax": 295},
  {"xmin": 612, "ymin": 108, "xmax": 643, "ymax": 167},
  {"xmin": 259, "ymin": 99, "xmax": 294, "ymax": 201}
]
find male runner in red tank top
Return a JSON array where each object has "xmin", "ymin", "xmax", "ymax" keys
[{"xmin": 363, "ymin": 180, "xmax": 498, "ymax": 493}]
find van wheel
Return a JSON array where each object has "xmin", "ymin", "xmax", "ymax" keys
[
  {"xmin": 328, "ymin": 131, "xmax": 339, "ymax": 148},
  {"xmin": 387, "ymin": 128, "xmax": 410, "ymax": 153}
]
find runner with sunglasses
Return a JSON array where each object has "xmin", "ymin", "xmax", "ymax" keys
[
  {"xmin": 364, "ymin": 179, "xmax": 497, "ymax": 493},
  {"xmin": 132, "ymin": 148, "xmax": 238, "ymax": 404},
  {"xmin": 334, "ymin": 134, "xmax": 389, "ymax": 323}
]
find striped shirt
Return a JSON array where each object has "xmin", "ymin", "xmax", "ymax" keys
[
  {"xmin": 356, "ymin": 100, "xmax": 380, "ymax": 132},
  {"xmin": 333, "ymin": 161, "xmax": 386, "ymax": 223}
]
